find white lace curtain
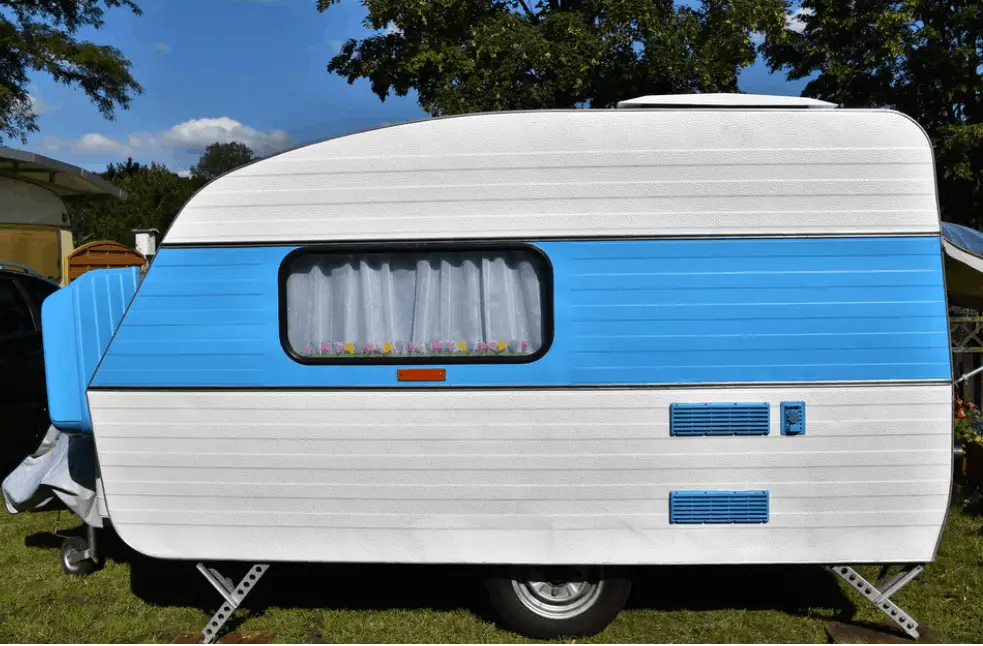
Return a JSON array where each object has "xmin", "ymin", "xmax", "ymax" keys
[{"xmin": 285, "ymin": 249, "xmax": 545, "ymax": 358}]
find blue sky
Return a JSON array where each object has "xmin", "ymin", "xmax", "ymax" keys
[{"xmin": 17, "ymin": 0, "xmax": 809, "ymax": 174}]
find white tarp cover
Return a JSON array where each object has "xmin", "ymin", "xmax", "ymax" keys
[
  {"xmin": 2, "ymin": 427, "xmax": 103, "ymax": 528},
  {"xmin": 0, "ymin": 176, "xmax": 67, "ymax": 227}
]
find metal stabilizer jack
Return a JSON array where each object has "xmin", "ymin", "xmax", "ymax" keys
[
  {"xmin": 196, "ymin": 563, "xmax": 270, "ymax": 644},
  {"xmin": 831, "ymin": 564, "xmax": 925, "ymax": 640}
]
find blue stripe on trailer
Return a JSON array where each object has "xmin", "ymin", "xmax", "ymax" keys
[{"xmin": 92, "ymin": 235, "xmax": 951, "ymax": 388}]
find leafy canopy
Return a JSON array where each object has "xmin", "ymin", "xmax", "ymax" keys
[
  {"xmin": 0, "ymin": 0, "xmax": 143, "ymax": 143},
  {"xmin": 78, "ymin": 142, "xmax": 262, "ymax": 246},
  {"xmin": 79, "ymin": 158, "xmax": 196, "ymax": 246},
  {"xmin": 190, "ymin": 141, "xmax": 257, "ymax": 182},
  {"xmin": 316, "ymin": 0, "xmax": 788, "ymax": 115},
  {"xmin": 762, "ymin": 0, "xmax": 983, "ymax": 226}
]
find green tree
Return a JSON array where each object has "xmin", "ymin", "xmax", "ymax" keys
[
  {"xmin": 316, "ymin": 0, "xmax": 788, "ymax": 115},
  {"xmin": 80, "ymin": 161, "xmax": 196, "ymax": 245},
  {"xmin": 190, "ymin": 141, "xmax": 256, "ymax": 182},
  {"xmin": 81, "ymin": 142, "xmax": 260, "ymax": 246},
  {"xmin": 762, "ymin": 0, "xmax": 983, "ymax": 226},
  {"xmin": 102, "ymin": 156, "xmax": 146, "ymax": 182},
  {"xmin": 0, "ymin": 0, "xmax": 143, "ymax": 143}
]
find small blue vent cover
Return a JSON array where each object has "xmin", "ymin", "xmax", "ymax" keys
[
  {"xmin": 670, "ymin": 402, "xmax": 770, "ymax": 436},
  {"xmin": 781, "ymin": 401, "xmax": 806, "ymax": 435},
  {"xmin": 669, "ymin": 491, "xmax": 770, "ymax": 524}
]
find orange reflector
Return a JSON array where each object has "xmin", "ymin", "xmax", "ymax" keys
[{"xmin": 397, "ymin": 368, "xmax": 446, "ymax": 382}]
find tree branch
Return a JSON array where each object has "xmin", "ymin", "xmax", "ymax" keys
[{"xmin": 516, "ymin": 0, "xmax": 539, "ymax": 22}]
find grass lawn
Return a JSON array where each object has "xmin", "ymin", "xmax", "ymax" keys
[{"xmin": 0, "ymin": 502, "xmax": 981, "ymax": 644}]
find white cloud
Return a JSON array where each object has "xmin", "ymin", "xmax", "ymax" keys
[
  {"xmin": 12, "ymin": 92, "xmax": 54, "ymax": 118},
  {"xmin": 25, "ymin": 94, "xmax": 52, "ymax": 116},
  {"xmin": 161, "ymin": 117, "xmax": 292, "ymax": 155},
  {"xmin": 154, "ymin": 41, "xmax": 170, "ymax": 54},
  {"xmin": 786, "ymin": 6, "xmax": 813, "ymax": 33},
  {"xmin": 176, "ymin": 170, "xmax": 192, "ymax": 178},
  {"xmin": 43, "ymin": 117, "xmax": 293, "ymax": 158},
  {"xmin": 382, "ymin": 22, "xmax": 402, "ymax": 36},
  {"xmin": 78, "ymin": 133, "xmax": 131, "ymax": 155},
  {"xmin": 750, "ymin": 31, "xmax": 765, "ymax": 44}
]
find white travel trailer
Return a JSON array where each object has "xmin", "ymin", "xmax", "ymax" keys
[{"xmin": 37, "ymin": 94, "xmax": 953, "ymax": 642}]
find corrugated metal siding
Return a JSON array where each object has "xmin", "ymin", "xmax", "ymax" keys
[
  {"xmin": 92, "ymin": 236, "xmax": 950, "ymax": 387},
  {"xmin": 162, "ymin": 110, "xmax": 940, "ymax": 245},
  {"xmin": 88, "ymin": 384, "xmax": 952, "ymax": 564}
]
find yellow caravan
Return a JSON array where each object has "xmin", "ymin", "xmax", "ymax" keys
[{"xmin": 0, "ymin": 146, "xmax": 127, "ymax": 284}]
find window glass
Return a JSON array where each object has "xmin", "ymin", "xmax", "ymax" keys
[
  {"xmin": 0, "ymin": 279, "xmax": 35, "ymax": 337},
  {"xmin": 284, "ymin": 247, "xmax": 548, "ymax": 361},
  {"xmin": 20, "ymin": 276, "xmax": 58, "ymax": 314}
]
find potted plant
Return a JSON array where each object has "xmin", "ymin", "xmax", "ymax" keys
[{"xmin": 954, "ymin": 395, "xmax": 983, "ymax": 489}]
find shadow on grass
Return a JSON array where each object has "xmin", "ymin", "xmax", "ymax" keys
[
  {"xmin": 959, "ymin": 493, "xmax": 983, "ymax": 519},
  {"xmin": 627, "ymin": 563, "xmax": 853, "ymax": 618},
  {"xmin": 25, "ymin": 522, "xmax": 858, "ymax": 632}
]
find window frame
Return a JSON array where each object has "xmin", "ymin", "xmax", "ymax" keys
[
  {"xmin": 17, "ymin": 274, "xmax": 58, "ymax": 322},
  {"xmin": 0, "ymin": 276, "xmax": 39, "ymax": 340},
  {"xmin": 278, "ymin": 241, "xmax": 555, "ymax": 366}
]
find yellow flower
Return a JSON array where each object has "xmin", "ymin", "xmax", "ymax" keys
[
  {"xmin": 497, "ymin": 340, "xmax": 507, "ymax": 352},
  {"xmin": 383, "ymin": 342, "xmax": 393, "ymax": 354},
  {"xmin": 344, "ymin": 342, "xmax": 355, "ymax": 354},
  {"xmin": 456, "ymin": 340, "xmax": 467, "ymax": 352}
]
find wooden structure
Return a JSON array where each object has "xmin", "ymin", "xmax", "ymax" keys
[
  {"xmin": 66, "ymin": 241, "xmax": 145, "ymax": 282},
  {"xmin": 0, "ymin": 224, "xmax": 69, "ymax": 283}
]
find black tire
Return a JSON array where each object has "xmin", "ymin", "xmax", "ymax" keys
[
  {"xmin": 60, "ymin": 536, "xmax": 97, "ymax": 577},
  {"xmin": 483, "ymin": 566, "xmax": 631, "ymax": 639}
]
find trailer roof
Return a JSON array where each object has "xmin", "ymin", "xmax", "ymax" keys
[
  {"xmin": 617, "ymin": 93, "xmax": 837, "ymax": 109},
  {"xmin": 164, "ymin": 106, "xmax": 939, "ymax": 246},
  {"xmin": 943, "ymin": 223, "xmax": 983, "ymax": 310},
  {"xmin": 0, "ymin": 146, "xmax": 127, "ymax": 200}
]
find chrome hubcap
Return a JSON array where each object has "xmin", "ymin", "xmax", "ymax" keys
[
  {"xmin": 511, "ymin": 566, "xmax": 604, "ymax": 620},
  {"xmin": 63, "ymin": 545, "xmax": 81, "ymax": 569}
]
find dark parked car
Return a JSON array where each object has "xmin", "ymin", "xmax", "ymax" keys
[{"xmin": 0, "ymin": 263, "xmax": 59, "ymax": 470}]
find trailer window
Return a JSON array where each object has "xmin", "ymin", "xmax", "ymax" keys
[{"xmin": 281, "ymin": 245, "xmax": 550, "ymax": 363}]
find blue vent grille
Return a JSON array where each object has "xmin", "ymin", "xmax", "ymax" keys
[
  {"xmin": 781, "ymin": 401, "xmax": 806, "ymax": 435},
  {"xmin": 669, "ymin": 491, "xmax": 770, "ymax": 524},
  {"xmin": 669, "ymin": 403, "xmax": 770, "ymax": 436}
]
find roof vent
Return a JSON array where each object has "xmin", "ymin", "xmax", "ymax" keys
[{"xmin": 617, "ymin": 93, "xmax": 837, "ymax": 109}]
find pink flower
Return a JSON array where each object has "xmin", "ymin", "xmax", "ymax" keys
[
  {"xmin": 521, "ymin": 341, "xmax": 528, "ymax": 352},
  {"xmin": 320, "ymin": 342, "xmax": 330, "ymax": 354},
  {"xmin": 477, "ymin": 342, "xmax": 486, "ymax": 353},
  {"xmin": 363, "ymin": 343, "xmax": 373, "ymax": 355},
  {"xmin": 304, "ymin": 343, "xmax": 313, "ymax": 355},
  {"xmin": 334, "ymin": 343, "xmax": 343, "ymax": 353},
  {"xmin": 406, "ymin": 343, "xmax": 413, "ymax": 354},
  {"xmin": 397, "ymin": 341, "xmax": 404, "ymax": 353},
  {"xmin": 415, "ymin": 344, "xmax": 424, "ymax": 353},
  {"xmin": 432, "ymin": 340, "xmax": 442, "ymax": 352}
]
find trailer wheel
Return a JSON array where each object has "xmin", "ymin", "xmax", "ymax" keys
[
  {"xmin": 60, "ymin": 536, "xmax": 97, "ymax": 577},
  {"xmin": 483, "ymin": 566, "xmax": 630, "ymax": 639}
]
